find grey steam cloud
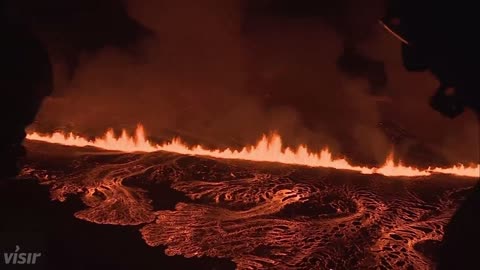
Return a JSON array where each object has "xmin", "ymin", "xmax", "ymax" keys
[{"xmin": 14, "ymin": 0, "xmax": 478, "ymax": 165}]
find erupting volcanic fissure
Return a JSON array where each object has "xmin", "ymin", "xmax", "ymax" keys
[{"xmin": 26, "ymin": 124, "xmax": 479, "ymax": 178}]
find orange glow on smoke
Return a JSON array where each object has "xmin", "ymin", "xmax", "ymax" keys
[{"xmin": 26, "ymin": 124, "xmax": 479, "ymax": 178}]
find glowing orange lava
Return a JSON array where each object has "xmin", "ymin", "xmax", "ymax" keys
[{"xmin": 26, "ymin": 125, "xmax": 480, "ymax": 178}]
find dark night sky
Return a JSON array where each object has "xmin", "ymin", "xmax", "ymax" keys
[{"xmin": 8, "ymin": 0, "xmax": 479, "ymax": 164}]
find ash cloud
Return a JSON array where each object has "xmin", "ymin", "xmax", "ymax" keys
[{"xmin": 16, "ymin": 0, "xmax": 479, "ymax": 165}]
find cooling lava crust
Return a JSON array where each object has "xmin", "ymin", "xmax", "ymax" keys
[{"xmin": 17, "ymin": 141, "xmax": 476, "ymax": 269}]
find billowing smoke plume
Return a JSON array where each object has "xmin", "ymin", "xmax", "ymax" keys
[{"xmin": 13, "ymin": 0, "xmax": 478, "ymax": 165}]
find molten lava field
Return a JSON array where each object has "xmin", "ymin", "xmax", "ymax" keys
[{"xmin": 20, "ymin": 140, "xmax": 477, "ymax": 270}]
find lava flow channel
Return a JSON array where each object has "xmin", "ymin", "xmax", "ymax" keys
[{"xmin": 26, "ymin": 125, "xmax": 480, "ymax": 178}]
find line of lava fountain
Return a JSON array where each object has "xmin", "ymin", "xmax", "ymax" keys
[{"xmin": 26, "ymin": 124, "xmax": 479, "ymax": 178}]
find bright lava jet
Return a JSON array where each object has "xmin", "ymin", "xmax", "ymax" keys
[{"xmin": 26, "ymin": 124, "xmax": 480, "ymax": 178}]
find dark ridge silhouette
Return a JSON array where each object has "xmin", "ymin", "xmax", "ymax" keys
[
  {"xmin": 383, "ymin": 1, "xmax": 480, "ymax": 268},
  {"xmin": 1, "ymin": 3, "xmax": 53, "ymax": 178}
]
